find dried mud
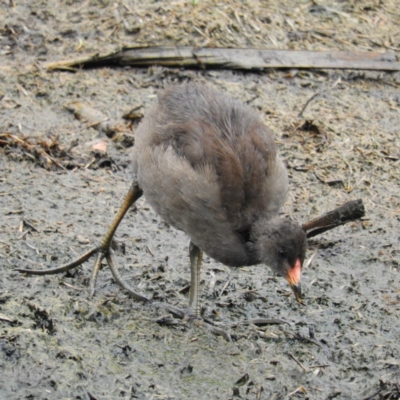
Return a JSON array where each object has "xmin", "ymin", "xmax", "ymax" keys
[{"xmin": 1, "ymin": 1, "xmax": 400, "ymax": 399}]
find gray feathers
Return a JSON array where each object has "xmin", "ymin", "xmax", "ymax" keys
[{"xmin": 133, "ymin": 83, "xmax": 300, "ymax": 269}]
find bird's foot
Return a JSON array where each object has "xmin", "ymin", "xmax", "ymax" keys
[
  {"xmin": 153, "ymin": 302, "xmax": 232, "ymax": 342},
  {"xmin": 15, "ymin": 245, "xmax": 150, "ymax": 303}
]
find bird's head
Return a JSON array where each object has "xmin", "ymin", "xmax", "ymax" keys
[{"xmin": 250, "ymin": 217, "xmax": 307, "ymax": 303}]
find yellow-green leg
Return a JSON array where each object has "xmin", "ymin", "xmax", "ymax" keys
[
  {"xmin": 188, "ymin": 241, "xmax": 203, "ymax": 317},
  {"xmin": 16, "ymin": 181, "xmax": 149, "ymax": 302}
]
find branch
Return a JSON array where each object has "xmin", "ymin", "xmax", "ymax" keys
[
  {"xmin": 44, "ymin": 46, "xmax": 400, "ymax": 71},
  {"xmin": 302, "ymin": 199, "xmax": 365, "ymax": 238}
]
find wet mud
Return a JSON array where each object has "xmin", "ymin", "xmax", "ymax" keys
[{"xmin": 1, "ymin": 1, "xmax": 400, "ymax": 399}]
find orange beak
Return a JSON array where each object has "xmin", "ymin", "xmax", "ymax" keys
[{"xmin": 286, "ymin": 258, "xmax": 302, "ymax": 303}]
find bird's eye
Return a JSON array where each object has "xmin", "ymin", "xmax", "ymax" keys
[{"xmin": 278, "ymin": 250, "xmax": 287, "ymax": 258}]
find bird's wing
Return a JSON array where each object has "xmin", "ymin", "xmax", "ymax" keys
[{"xmin": 137, "ymin": 145, "xmax": 250, "ymax": 266}]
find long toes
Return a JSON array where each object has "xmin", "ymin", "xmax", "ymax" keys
[
  {"xmin": 152, "ymin": 302, "xmax": 186, "ymax": 318},
  {"xmin": 105, "ymin": 253, "xmax": 150, "ymax": 302},
  {"xmin": 202, "ymin": 323, "xmax": 233, "ymax": 342},
  {"xmin": 89, "ymin": 251, "xmax": 105, "ymax": 297},
  {"xmin": 152, "ymin": 303, "xmax": 232, "ymax": 342},
  {"xmin": 15, "ymin": 247, "xmax": 99, "ymax": 275}
]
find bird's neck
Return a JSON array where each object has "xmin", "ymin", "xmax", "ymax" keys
[{"xmin": 244, "ymin": 216, "xmax": 282, "ymax": 266}]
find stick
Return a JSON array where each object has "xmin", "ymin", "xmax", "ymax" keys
[
  {"xmin": 298, "ymin": 92, "xmax": 320, "ymax": 118},
  {"xmin": 288, "ymin": 353, "xmax": 308, "ymax": 372},
  {"xmin": 44, "ymin": 46, "xmax": 400, "ymax": 71},
  {"xmin": 302, "ymin": 199, "xmax": 365, "ymax": 238}
]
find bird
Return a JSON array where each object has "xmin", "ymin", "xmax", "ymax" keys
[{"xmin": 16, "ymin": 82, "xmax": 307, "ymax": 317}]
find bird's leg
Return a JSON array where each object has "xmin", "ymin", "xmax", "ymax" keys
[
  {"xmin": 155, "ymin": 242, "xmax": 203, "ymax": 320},
  {"xmin": 187, "ymin": 243, "xmax": 233, "ymax": 341},
  {"xmin": 16, "ymin": 181, "xmax": 150, "ymax": 302},
  {"xmin": 188, "ymin": 241, "xmax": 203, "ymax": 317},
  {"xmin": 85, "ymin": 180, "xmax": 144, "ymax": 298}
]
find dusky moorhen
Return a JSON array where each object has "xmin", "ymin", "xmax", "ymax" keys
[{"xmin": 17, "ymin": 83, "xmax": 307, "ymax": 316}]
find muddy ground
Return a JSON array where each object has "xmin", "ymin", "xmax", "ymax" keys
[{"xmin": 1, "ymin": 1, "xmax": 400, "ymax": 399}]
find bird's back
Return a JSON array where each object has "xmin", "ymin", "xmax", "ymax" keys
[{"xmin": 133, "ymin": 83, "xmax": 288, "ymax": 265}]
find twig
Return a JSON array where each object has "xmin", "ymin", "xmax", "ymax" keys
[
  {"xmin": 298, "ymin": 92, "xmax": 320, "ymax": 118},
  {"xmin": 309, "ymin": 364, "xmax": 330, "ymax": 368},
  {"xmin": 230, "ymin": 318, "xmax": 290, "ymax": 328},
  {"xmin": 304, "ymin": 247, "xmax": 319, "ymax": 269},
  {"xmin": 288, "ymin": 386, "xmax": 307, "ymax": 397},
  {"xmin": 44, "ymin": 46, "xmax": 400, "ymax": 71},
  {"xmin": 362, "ymin": 389, "xmax": 382, "ymax": 400},
  {"xmin": 41, "ymin": 151, "xmax": 66, "ymax": 170},
  {"xmin": 302, "ymin": 199, "xmax": 365, "ymax": 238},
  {"xmin": 288, "ymin": 352, "xmax": 308, "ymax": 372},
  {"xmin": 219, "ymin": 277, "xmax": 232, "ymax": 298},
  {"xmin": 59, "ymin": 281, "xmax": 82, "ymax": 291}
]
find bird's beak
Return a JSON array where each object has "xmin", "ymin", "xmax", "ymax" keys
[{"xmin": 286, "ymin": 258, "xmax": 303, "ymax": 303}]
